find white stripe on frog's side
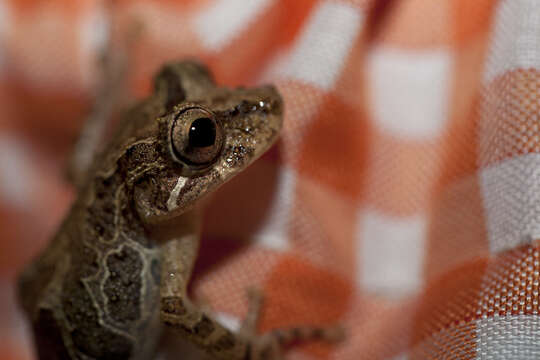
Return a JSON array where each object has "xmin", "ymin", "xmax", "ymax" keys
[{"xmin": 167, "ymin": 177, "xmax": 188, "ymax": 211}]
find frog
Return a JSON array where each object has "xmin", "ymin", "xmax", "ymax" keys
[{"xmin": 16, "ymin": 60, "xmax": 342, "ymax": 360}]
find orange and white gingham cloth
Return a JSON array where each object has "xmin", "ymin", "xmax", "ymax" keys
[{"xmin": 1, "ymin": 0, "xmax": 540, "ymax": 359}]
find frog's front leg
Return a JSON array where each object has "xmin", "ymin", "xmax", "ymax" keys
[
  {"xmin": 156, "ymin": 215, "xmax": 343, "ymax": 360},
  {"xmin": 156, "ymin": 213, "xmax": 251, "ymax": 360}
]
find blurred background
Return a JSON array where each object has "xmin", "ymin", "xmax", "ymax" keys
[{"xmin": 2, "ymin": 0, "xmax": 539, "ymax": 359}]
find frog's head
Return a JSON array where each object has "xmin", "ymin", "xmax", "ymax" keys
[{"xmin": 132, "ymin": 61, "xmax": 283, "ymax": 225}]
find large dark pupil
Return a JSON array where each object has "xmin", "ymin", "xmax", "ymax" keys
[{"xmin": 189, "ymin": 118, "xmax": 216, "ymax": 148}]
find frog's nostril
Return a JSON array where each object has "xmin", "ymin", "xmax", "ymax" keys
[{"xmin": 256, "ymin": 85, "xmax": 283, "ymax": 114}]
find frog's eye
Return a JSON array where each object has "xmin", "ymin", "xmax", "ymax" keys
[{"xmin": 170, "ymin": 106, "xmax": 224, "ymax": 167}]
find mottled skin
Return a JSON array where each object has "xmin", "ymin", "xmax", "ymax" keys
[{"xmin": 18, "ymin": 61, "xmax": 341, "ymax": 360}]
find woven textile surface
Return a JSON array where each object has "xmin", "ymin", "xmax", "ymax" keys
[{"xmin": 1, "ymin": 0, "xmax": 540, "ymax": 359}]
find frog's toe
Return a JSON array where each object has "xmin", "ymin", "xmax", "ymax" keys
[
  {"xmin": 239, "ymin": 287, "xmax": 265, "ymax": 336},
  {"xmin": 238, "ymin": 288, "xmax": 345, "ymax": 359}
]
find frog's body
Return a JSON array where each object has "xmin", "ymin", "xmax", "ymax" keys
[
  {"xmin": 18, "ymin": 61, "xmax": 341, "ymax": 360},
  {"xmin": 19, "ymin": 100, "xmax": 167, "ymax": 359}
]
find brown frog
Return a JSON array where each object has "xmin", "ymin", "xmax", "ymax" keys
[{"xmin": 17, "ymin": 61, "xmax": 342, "ymax": 360}]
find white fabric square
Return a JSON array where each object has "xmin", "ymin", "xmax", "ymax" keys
[
  {"xmin": 193, "ymin": 0, "xmax": 274, "ymax": 51},
  {"xmin": 367, "ymin": 46, "xmax": 452, "ymax": 140},
  {"xmin": 278, "ymin": 1, "xmax": 363, "ymax": 91},
  {"xmin": 476, "ymin": 315, "xmax": 540, "ymax": 359},
  {"xmin": 480, "ymin": 154, "xmax": 540, "ymax": 253},
  {"xmin": 357, "ymin": 208, "xmax": 427, "ymax": 297},
  {"xmin": 0, "ymin": 0, "xmax": 12, "ymax": 38},
  {"xmin": 78, "ymin": 6, "xmax": 109, "ymax": 87},
  {"xmin": 483, "ymin": 0, "xmax": 540, "ymax": 83},
  {"xmin": 79, "ymin": 6, "xmax": 108, "ymax": 61},
  {"xmin": 252, "ymin": 167, "xmax": 295, "ymax": 251},
  {"xmin": 0, "ymin": 136, "xmax": 36, "ymax": 209}
]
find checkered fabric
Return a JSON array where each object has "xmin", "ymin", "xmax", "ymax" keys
[{"xmin": 1, "ymin": 0, "xmax": 539, "ymax": 359}]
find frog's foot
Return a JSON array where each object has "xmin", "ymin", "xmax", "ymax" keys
[{"xmin": 239, "ymin": 288, "xmax": 345, "ymax": 360}]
